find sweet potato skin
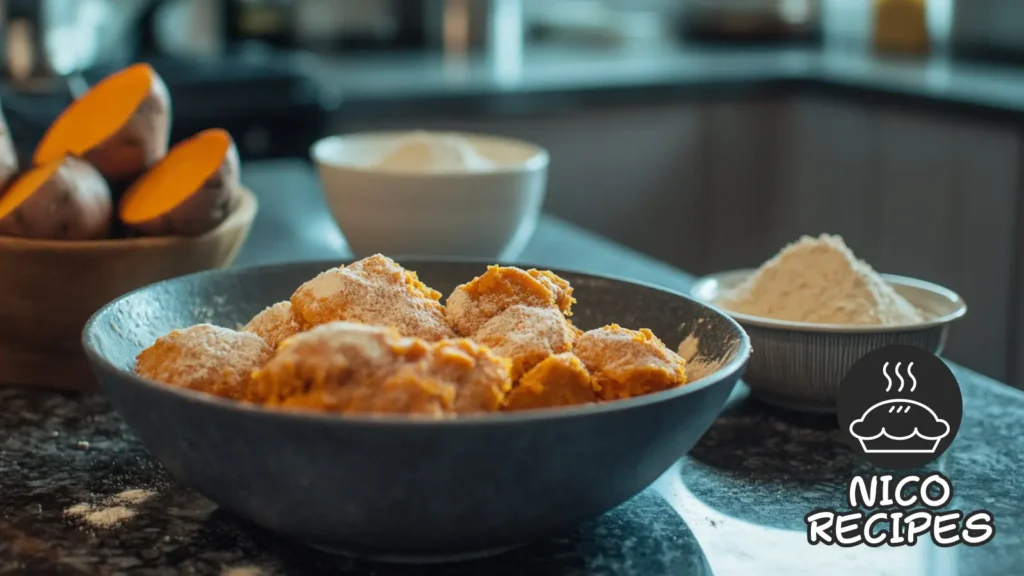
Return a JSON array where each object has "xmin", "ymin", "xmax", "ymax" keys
[
  {"xmin": 84, "ymin": 70, "xmax": 172, "ymax": 186},
  {"xmin": 0, "ymin": 102, "xmax": 19, "ymax": 187},
  {"xmin": 0, "ymin": 157, "xmax": 112, "ymax": 240},
  {"xmin": 124, "ymin": 138, "xmax": 241, "ymax": 237}
]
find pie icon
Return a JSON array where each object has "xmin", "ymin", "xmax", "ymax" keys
[
  {"xmin": 839, "ymin": 346, "xmax": 962, "ymax": 469},
  {"xmin": 848, "ymin": 398, "xmax": 951, "ymax": 454}
]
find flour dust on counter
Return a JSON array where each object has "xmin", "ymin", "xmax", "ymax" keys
[
  {"xmin": 114, "ymin": 488, "xmax": 156, "ymax": 505},
  {"xmin": 63, "ymin": 488, "xmax": 157, "ymax": 528},
  {"xmin": 221, "ymin": 566, "xmax": 266, "ymax": 576},
  {"xmin": 71, "ymin": 505, "xmax": 136, "ymax": 528}
]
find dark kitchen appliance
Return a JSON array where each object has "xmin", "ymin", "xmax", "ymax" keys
[
  {"xmin": 0, "ymin": 52, "xmax": 334, "ymax": 164},
  {"xmin": 223, "ymin": 0, "xmax": 429, "ymax": 51},
  {"xmin": 0, "ymin": 0, "xmax": 144, "ymax": 93},
  {"xmin": 679, "ymin": 0, "xmax": 822, "ymax": 44},
  {"xmin": 950, "ymin": 0, "xmax": 1024, "ymax": 64}
]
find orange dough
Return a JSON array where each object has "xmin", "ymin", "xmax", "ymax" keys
[
  {"xmin": 135, "ymin": 324, "xmax": 272, "ymax": 400},
  {"xmin": 504, "ymin": 353, "xmax": 597, "ymax": 412},
  {"xmin": 242, "ymin": 301, "xmax": 304, "ymax": 349},
  {"xmin": 250, "ymin": 322, "xmax": 512, "ymax": 416},
  {"xmin": 250, "ymin": 322, "xmax": 433, "ymax": 407},
  {"xmin": 136, "ymin": 263, "xmax": 695, "ymax": 416},
  {"xmin": 472, "ymin": 304, "xmax": 581, "ymax": 379},
  {"xmin": 446, "ymin": 266, "xmax": 575, "ymax": 336},
  {"xmin": 528, "ymin": 269, "xmax": 575, "ymax": 312},
  {"xmin": 281, "ymin": 369, "xmax": 459, "ymax": 417},
  {"xmin": 429, "ymin": 339, "xmax": 514, "ymax": 414},
  {"xmin": 290, "ymin": 254, "xmax": 455, "ymax": 341},
  {"xmin": 573, "ymin": 324, "xmax": 687, "ymax": 400}
]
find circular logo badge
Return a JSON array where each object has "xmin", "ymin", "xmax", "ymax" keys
[{"xmin": 837, "ymin": 345, "xmax": 962, "ymax": 470}]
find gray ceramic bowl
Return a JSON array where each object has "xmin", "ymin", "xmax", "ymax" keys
[
  {"xmin": 82, "ymin": 260, "xmax": 750, "ymax": 561},
  {"xmin": 691, "ymin": 269, "xmax": 967, "ymax": 413}
]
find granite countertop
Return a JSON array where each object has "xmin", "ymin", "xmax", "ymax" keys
[{"xmin": 3, "ymin": 161, "xmax": 1023, "ymax": 575}]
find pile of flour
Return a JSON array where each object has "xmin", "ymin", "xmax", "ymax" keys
[
  {"xmin": 374, "ymin": 131, "xmax": 496, "ymax": 173},
  {"xmin": 717, "ymin": 234, "xmax": 924, "ymax": 325}
]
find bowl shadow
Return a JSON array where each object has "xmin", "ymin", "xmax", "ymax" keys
[
  {"xmin": 191, "ymin": 490, "xmax": 712, "ymax": 576},
  {"xmin": 679, "ymin": 388, "xmax": 942, "ymax": 531}
]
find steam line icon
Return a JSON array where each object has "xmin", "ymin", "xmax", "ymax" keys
[
  {"xmin": 849, "ymin": 360, "xmax": 950, "ymax": 454},
  {"xmin": 882, "ymin": 361, "xmax": 916, "ymax": 392}
]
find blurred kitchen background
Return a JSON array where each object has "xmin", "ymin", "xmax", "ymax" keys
[{"xmin": 3, "ymin": 0, "xmax": 1024, "ymax": 388}]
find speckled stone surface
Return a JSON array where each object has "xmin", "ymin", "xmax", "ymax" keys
[
  {"xmin": 660, "ymin": 364, "xmax": 1024, "ymax": 576},
  {"xmin": 4, "ymin": 362, "xmax": 1021, "ymax": 575},
  {"xmin": 0, "ymin": 390, "xmax": 709, "ymax": 576},
  {"xmin": 5, "ymin": 162, "xmax": 1024, "ymax": 574}
]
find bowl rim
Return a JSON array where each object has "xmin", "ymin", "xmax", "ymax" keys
[
  {"xmin": 310, "ymin": 131, "xmax": 550, "ymax": 178},
  {"xmin": 690, "ymin": 268, "xmax": 968, "ymax": 333},
  {"xmin": 0, "ymin": 187, "xmax": 258, "ymax": 252},
  {"xmin": 82, "ymin": 258, "xmax": 752, "ymax": 428}
]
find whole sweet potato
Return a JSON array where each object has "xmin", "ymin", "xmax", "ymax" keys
[{"xmin": 0, "ymin": 156, "xmax": 112, "ymax": 240}]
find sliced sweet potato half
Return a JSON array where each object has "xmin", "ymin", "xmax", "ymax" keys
[
  {"xmin": 0, "ymin": 156, "xmax": 112, "ymax": 240},
  {"xmin": 34, "ymin": 63, "xmax": 171, "ymax": 185},
  {"xmin": 119, "ymin": 128, "xmax": 241, "ymax": 237}
]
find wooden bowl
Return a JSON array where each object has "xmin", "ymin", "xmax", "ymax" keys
[{"xmin": 0, "ymin": 188, "xmax": 257, "ymax": 390}]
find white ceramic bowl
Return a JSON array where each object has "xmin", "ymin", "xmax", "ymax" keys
[{"xmin": 310, "ymin": 131, "xmax": 549, "ymax": 259}]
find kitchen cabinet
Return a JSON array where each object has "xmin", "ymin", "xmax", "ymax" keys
[
  {"xmin": 783, "ymin": 97, "xmax": 1019, "ymax": 383},
  {"xmin": 697, "ymin": 96, "xmax": 1018, "ymax": 382},
  {"xmin": 867, "ymin": 103, "xmax": 1017, "ymax": 384},
  {"xmin": 337, "ymin": 96, "xmax": 1021, "ymax": 384},
  {"xmin": 695, "ymin": 99, "xmax": 793, "ymax": 273}
]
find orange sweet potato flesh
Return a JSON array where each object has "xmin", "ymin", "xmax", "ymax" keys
[
  {"xmin": 119, "ymin": 128, "xmax": 241, "ymax": 236},
  {"xmin": 34, "ymin": 63, "xmax": 171, "ymax": 185},
  {"xmin": 0, "ymin": 156, "xmax": 112, "ymax": 240}
]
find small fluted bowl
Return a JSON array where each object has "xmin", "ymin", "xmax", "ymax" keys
[{"xmin": 691, "ymin": 269, "xmax": 967, "ymax": 413}]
